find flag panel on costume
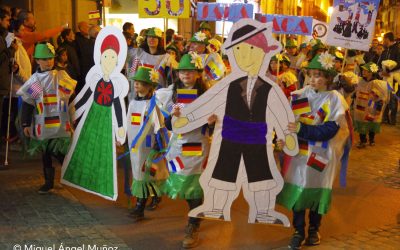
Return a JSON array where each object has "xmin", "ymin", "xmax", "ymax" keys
[
  {"xmin": 204, "ymin": 60, "xmax": 223, "ymax": 80},
  {"xmin": 43, "ymin": 94, "xmax": 57, "ymax": 106},
  {"xmin": 131, "ymin": 113, "xmax": 141, "ymax": 125},
  {"xmin": 356, "ymin": 105, "xmax": 366, "ymax": 111},
  {"xmin": 182, "ymin": 142, "xmax": 202, "ymax": 156},
  {"xmin": 358, "ymin": 91, "xmax": 369, "ymax": 100},
  {"xmin": 130, "ymin": 58, "xmax": 140, "ymax": 73},
  {"xmin": 299, "ymin": 114, "xmax": 315, "ymax": 125},
  {"xmin": 309, "ymin": 140, "xmax": 328, "ymax": 149},
  {"xmin": 317, "ymin": 107, "xmax": 327, "ymax": 121},
  {"xmin": 36, "ymin": 102, "xmax": 43, "ymax": 114},
  {"xmin": 307, "ymin": 152, "xmax": 328, "ymax": 172},
  {"xmin": 364, "ymin": 114, "xmax": 375, "ymax": 121},
  {"xmin": 66, "ymin": 122, "xmax": 71, "ymax": 132},
  {"xmin": 27, "ymin": 82, "xmax": 43, "ymax": 99},
  {"xmin": 44, "ymin": 116, "xmax": 61, "ymax": 128},
  {"xmin": 298, "ymin": 138, "xmax": 308, "ymax": 156},
  {"xmin": 58, "ymin": 79, "xmax": 76, "ymax": 95},
  {"xmin": 177, "ymin": 89, "xmax": 197, "ymax": 104},
  {"xmin": 146, "ymin": 135, "xmax": 152, "ymax": 147},
  {"xmin": 168, "ymin": 156, "xmax": 185, "ymax": 173},
  {"xmin": 36, "ymin": 124, "xmax": 41, "ymax": 136},
  {"xmin": 292, "ymin": 97, "xmax": 311, "ymax": 115}
]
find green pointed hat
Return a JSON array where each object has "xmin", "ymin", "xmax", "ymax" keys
[
  {"xmin": 306, "ymin": 52, "xmax": 337, "ymax": 76},
  {"xmin": 166, "ymin": 44, "xmax": 179, "ymax": 54},
  {"xmin": 178, "ymin": 53, "xmax": 203, "ymax": 71},
  {"xmin": 146, "ymin": 27, "xmax": 163, "ymax": 38},
  {"xmin": 285, "ymin": 39, "xmax": 298, "ymax": 48},
  {"xmin": 271, "ymin": 54, "xmax": 291, "ymax": 65},
  {"xmin": 189, "ymin": 31, "xmax": 209, "ymax": 45},
  {"xmin": 299, "ymin": 42, "xmax": 308, "ymax": 49},
  {"xmin": 360, "ymin": 62, "xmax": 379, "ymax": 73},
  {"xmin": 34, "ymin": 43, "xmax": 55, "ymax": 59},
  {"xmin": 310, "ymin": 39, "xmax": 327, "ymax": 52},
  {"xmin": 131, "ymin": 66, "xmax": 159, "ymax": 87},
  {"xmin": 199, "ymin": 21, "xmax": 211, "ymax": 31}
]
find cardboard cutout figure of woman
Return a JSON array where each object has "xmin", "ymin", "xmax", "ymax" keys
[
  {"xmin": 173, "ymin": 19, "xmax": 299, "ymax": 226},
  {"xmin": 61, "ymin": 27, "xmax": 129, "ymax": 201}
]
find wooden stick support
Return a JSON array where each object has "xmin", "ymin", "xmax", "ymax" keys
[{"xmin": 341, "ymin": 48, "xmax": 348, "ymax": 74}]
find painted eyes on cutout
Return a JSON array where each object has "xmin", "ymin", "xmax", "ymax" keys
[{"xmin": 236, "ymin": 46, "xmax": 254, "ymax": 50}]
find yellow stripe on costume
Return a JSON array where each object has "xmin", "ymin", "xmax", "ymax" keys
[
  {"xmin": 177, "ymin": 89, "xmax": 198, "ymax": 95},
  {"xmin": 182, "ymin": 151, "xmax": 202, "ymax": 156},
  {"xmin": 320, "ymin": 101, "xmax": 331, "ymax": 122},
  {"xmin": 59, "ymin": 79, "xmax": 77, "ymax": 92}
]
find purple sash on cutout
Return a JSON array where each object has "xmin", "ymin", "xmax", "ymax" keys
[{"xmin": 221, "ymin": 115, "xmax": 267, "ymax": 145}]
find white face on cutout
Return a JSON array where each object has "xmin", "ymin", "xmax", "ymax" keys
[{"xmin": 100, "ymin": 49, "xmax": 118, "ymax": 76}]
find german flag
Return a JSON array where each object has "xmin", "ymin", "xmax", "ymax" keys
[
  {"xmin": 177, "ymin": 89, "xmax": 197, "ymax": 104},
  {"xmin": 298, "ymin": 139, "xmax": 308, "ymax": 156},
  {"xmin": 131, "ymin": 113, "xmax": 141, "ymax": 125},
  {"xmin": 43, "ymin": 94, "xmax": 57, "ymax": 106},
  {"xmin": 292, "ymin": 98, "xmax": 311, "ymax": 115},
  {"xmin": 44, "ymin": 116, "xmax": 60, "ymax": 128},
  {"xmin": 182, "ymin": 142, "xmax": 202, "ymax": 156},
  {"xmin": 36, "ymin": 102, "xmax": 43, "ymax": 114}
]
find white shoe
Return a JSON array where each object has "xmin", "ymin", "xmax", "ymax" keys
[{"xmin": 197, "ymin": 209, "xmax": 224, "ymax": 220}]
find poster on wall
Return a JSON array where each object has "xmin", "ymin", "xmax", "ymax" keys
[
  {"xmin": 326, "ymin": 0, "xmax": 381, "ymax": 51},
  {"xmin": 139, "ymin": 0, "xmax": 190, "ymax": 18}
]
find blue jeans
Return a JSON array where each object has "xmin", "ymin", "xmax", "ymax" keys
[{"xmin": 293, "ymin": 209, "xmax": 322, "ymax": 236}]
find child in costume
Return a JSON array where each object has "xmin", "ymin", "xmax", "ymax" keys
[
  {"xmin": 127, "ymin": 27, "xmax": 177, "ymax": 92},
  {"xmin": 188, "ymin": 32, "xmax": 226, "ymax": 85},
  {"xmin": 277, "ymin": 52, "xmax": 349, "ymax": 249},
  {"xmin": 61, "ymin": 28, "xmax": 128, "ymax": 201},
  {"xmin": 354, "ymin": 62, "xmax": 387, "ymax": 148},
  {"xmin": 127, "ymin": 66, "xmax": 167, "ymax": 220},
  {"xmin": 18, "ymin": 42, "xmax": 76, "ymax": 194},
  {"xmin": 156, "ymin": 53, "xmax": 215, "ymax": 249},
  {"xmin": 267, "ymin": 54, "xmax": 297, "ymax": 98}
]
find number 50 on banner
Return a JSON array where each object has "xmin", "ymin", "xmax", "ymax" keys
[{"xmin": 139, "ymin": 0, "xmax": 190, "ymax": 18}]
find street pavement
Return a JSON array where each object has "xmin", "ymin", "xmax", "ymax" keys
[{"xmin": 0, "ymin": 123, "xmax": 399, "ymax": 250}]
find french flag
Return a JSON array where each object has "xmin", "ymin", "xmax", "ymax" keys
[{"xmin": 168, "ymin": 157, "xmax": 185, "ymax": 173}]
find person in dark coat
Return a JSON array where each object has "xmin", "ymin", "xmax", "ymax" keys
[
  {"xmin": 0, "ymin": 8, "xmax": 17, "ymax": 167},
  {"xmin": 57, "ymin": 28, "xmax": 80, "ymax": 81},
  {"xmin": 75, "ymin": 21, "xmax": 94, "ymax": 94},
  {"xmin": 379, "ymin": 32, "xmax": 400, "ymax": 125}
]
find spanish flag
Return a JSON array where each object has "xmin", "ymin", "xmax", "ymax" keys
[
  {"xmin": 36, "ymin": 102, "xmax": 43, "ymax": 114},
  {"xmin": 292, "ymin": 98, "xmax": 311, "ymax": 115},
  {"xmin": 182, "ymin": 143, "xmax": 202, "ymax": 156},
  {"xmin": 43, "ymin": 94, "xmax": 57, "ymax": 106},
  {"xmin": 44, "ymin": 116, "xmax": 60, "ymax": 128},
  {"xmin": 131, "ymin": 113, "xmax": 141, "ymax": 125},
  {"xmin": 358, "ymin": 91, "xmax": 369, "ymax": 101},
  {"xmin": 177, "ymin": 89, "xmax": 197, "ymax": 104}
]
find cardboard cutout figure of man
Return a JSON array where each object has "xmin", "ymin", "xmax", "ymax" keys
[{"xmin": 172, "ymin": 19, "xmax": 299, "ymax": 226}]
